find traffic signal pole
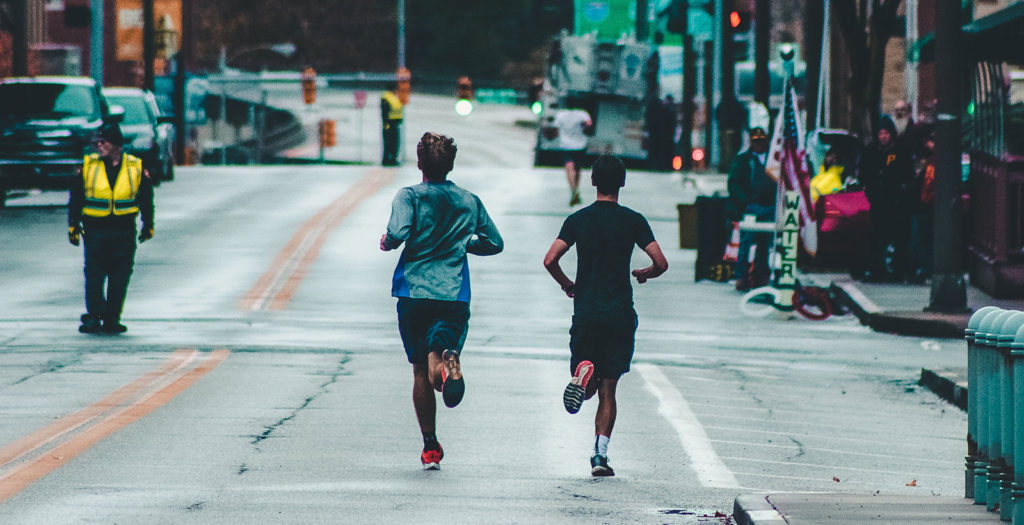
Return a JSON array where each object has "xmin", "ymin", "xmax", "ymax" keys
[
  {"xmin": 636, "ymin": 0, "xmax": 649, "ymax": 41},
  {"xmin": 928, "ymin": 0, "xmax": 968, "ymax": 312},
  {"xmin": 753, "ymin": 0, "xmax": 770, "ymax": 108}
]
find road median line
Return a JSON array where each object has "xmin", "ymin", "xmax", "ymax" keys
[
  {"xmin": 240, "ymin": 169, "xmax": 394, "ymax": 311},
  {"xmin": 0, "ymin": 349, "xmax": 229, "ymax": 502}
]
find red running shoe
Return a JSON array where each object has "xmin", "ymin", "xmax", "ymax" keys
[
  {"xmin": 563, "ymin": 360, "xmax": 594, "ymax": 414},
  {"xmin": 421, "ymin": 444, "xmax": 444, "ymax": 470}
]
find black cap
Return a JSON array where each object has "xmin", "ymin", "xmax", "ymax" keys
[
  {"xmin": 749, "ymin": 127, "xmax": 768, "ymax": 140},
  {"xmin": 97, "ymin": 123, "xmax": 124, "ymax": 147}
]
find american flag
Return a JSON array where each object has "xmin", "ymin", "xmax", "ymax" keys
[{"xmin": 764, "ymin": 71, "xmax": 818, "ymax": 256}]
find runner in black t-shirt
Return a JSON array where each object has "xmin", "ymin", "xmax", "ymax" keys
[{"xmin": 543, "ymin": 155, "xmax": 669, "ymax": 477}]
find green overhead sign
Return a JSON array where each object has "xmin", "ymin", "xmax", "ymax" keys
[
  {"xmin": 573, "ymin": 0, "xmax": 710, "ymax": 43},
  {"xmin": 575, "ymin": 0, "xmax": 639, "ymax": 40}
]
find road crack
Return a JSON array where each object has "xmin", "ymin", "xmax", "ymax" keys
[
  {"xmin": 10, "ymin": 353, "xmax": 85, "ymax": 386},
  {"xmin": 249, "ymin": 356, "xmax": 349, "ymax": 446}
]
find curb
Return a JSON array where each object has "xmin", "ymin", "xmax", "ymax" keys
[
  {"xmin": 829, "ymin": 279, "xmax": 968, "ymax": 339},
  {"xmin": 733, "ymin": 494, "xmax": 787, "ymax": 524},
  {"xmin": 919, "ymin": 368, "xmax": 968, "ymax": 410}
]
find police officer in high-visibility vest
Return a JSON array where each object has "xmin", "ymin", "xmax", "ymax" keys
[
  {"xmin": 381, "ymin": 82, "xmax": 404, "ymax": 166},
  {"xmin": 68, "ymin": 123, "xmax": 155, "ymax": 334}
]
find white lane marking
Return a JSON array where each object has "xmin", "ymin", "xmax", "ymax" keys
[{"xmin": 636, "ymin": 363, "xmax": 740, "ymax": 488}]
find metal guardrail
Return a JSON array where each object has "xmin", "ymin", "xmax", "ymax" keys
[{"xmin": 965, "ymin": 306, "xmax": 1024, "ymax": 522}]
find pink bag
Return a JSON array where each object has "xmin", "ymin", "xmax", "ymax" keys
[
  {"xmin": 817, "ymin": 190, "xmax": 869, "ymax": 234},
  {"xmin": 815, "ymin": 189, "xmax": 870, "ymax": 267}
]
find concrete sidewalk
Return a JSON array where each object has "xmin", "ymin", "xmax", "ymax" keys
[
  {"xmin": 732, "ymin": 276, "xmax": 1019, "ymax": 524},
  {"xmin": 733, "ymin": 493, "xmax": 1001, "ymax": 524}
]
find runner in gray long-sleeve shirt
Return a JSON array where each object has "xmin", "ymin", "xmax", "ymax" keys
[{"xmin": 380, "ymin": 132, "xmax": 503, "ymax": 471}]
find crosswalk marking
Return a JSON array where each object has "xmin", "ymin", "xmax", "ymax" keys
[{"xmin": 636, "ymin": 363, "xmax": 740, "ymax": 489}]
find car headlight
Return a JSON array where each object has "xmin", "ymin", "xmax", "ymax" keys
[{"xmin": 131, "ymin": 136, "xmax": 155, "ymax": 151}]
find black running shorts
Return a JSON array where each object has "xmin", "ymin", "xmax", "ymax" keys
[
  {"xmin": 561, "ymin": 149, "xmax": 585, "ymax": 167},
  {"xmin": 569, "ymin": 312, "xmax": 638, "ymax": 379},
  {"xmin": 397, "ymin": 298, "xmax": 470, "ymax": 365}
]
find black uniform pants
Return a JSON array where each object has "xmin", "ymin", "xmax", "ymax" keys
[
  {"xmin": 83, "ymin": 228, "xmax": 137, "ymax": 322},
  {"xmin": 382, "ymin": 121, "xmax": 401, "ymax": 164},
  {"xmin": 868, "ymin": 203, "xmax": 911, "ymax": 279}
]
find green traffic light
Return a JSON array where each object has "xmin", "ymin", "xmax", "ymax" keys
[
  {"xmin": 455, "ymin": 99, "xmax": 473, "ymax": 116},
  {"xmin": 531, "ymin": 101, "xmax": 542, "ymax": 115}
]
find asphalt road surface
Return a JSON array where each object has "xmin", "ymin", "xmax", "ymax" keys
[{"xmin": 0, "ymin": 95, "xmax": 967, "ymax": 524}]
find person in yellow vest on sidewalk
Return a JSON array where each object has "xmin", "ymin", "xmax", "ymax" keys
[
  {"xmin": 68, "ymin": 123, "xmax": 155, "ymax": 334},
  {"xmin": 381, "ymin": 82, "xmax": 404, "ymax": 166}
]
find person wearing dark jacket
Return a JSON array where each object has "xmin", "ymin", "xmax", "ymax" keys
[
  {"xmin": 859, "ymin": 115, "xmax": 915, "ymax": 282},
  {"xmin": 68, "ymin": 123, "xmax": 155, "ymax": 334},
  {"xmin": 726, "ymin": 127, "xmax": 775, "ymax": 291}
]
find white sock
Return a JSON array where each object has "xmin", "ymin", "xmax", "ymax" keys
[{"xmin": 594, "ymin": 434, "xmax": 610, "ymax": 457}]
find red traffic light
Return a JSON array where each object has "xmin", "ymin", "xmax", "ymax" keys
[{"xmin": 729, "ymin": 11, "xmax": 751, "ymax": 32}]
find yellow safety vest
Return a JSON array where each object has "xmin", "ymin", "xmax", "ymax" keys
[
  {"xmin": 381, "ymin": 90, "xmax": 403, "ymax": 121},
  {"xmin": 82, "ymin": 153, "xmax": 143, "ymax": 217},
  {"xmin": 810, "ymin": 165, "xmax": 844, "ymax": 202}
]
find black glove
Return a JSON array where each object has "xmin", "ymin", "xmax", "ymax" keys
[
  {"xmin": 138, "ymin": 226, "xmax": 154, "ymax": 243},
  {"xmin": 68, "ymin": 225, "xmax": 81, "ymax": 246}
]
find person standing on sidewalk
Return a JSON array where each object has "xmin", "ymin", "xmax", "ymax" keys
[
  {"xmin": 380, "ymin": 82, "xmax": 404, "ymax": 166},
  {"xmin": 543, "ymin": 155, "xmax": 668, "ymax": 477},
  {"xmin": 726, "ymin": 127, "xmax": 775, "ymax": 291},
  {"xmin": 68, "ymin": 123, "xmax": 155, "ymax": 334},
  {"xmin": 380, "ymin": 132, "xmax": 503, "ymax": 471},
  {"xmin": 553, "ymin": 100, "xmax": 593, "ymax": 207},
  {"xmin": 860, "ymin": 115, "xmax": 915, "ymax": 282}
]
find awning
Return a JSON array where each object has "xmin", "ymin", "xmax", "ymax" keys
[
  {"xmin": 909, "ymin": 2, "xmax": 1024, "ymax": 64},
  {"xmin": 963, "ymin": 1, "xmax": 1024, "ymax": 63}
]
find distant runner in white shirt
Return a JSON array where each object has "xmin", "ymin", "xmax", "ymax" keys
[{"xmin": 554, "ymin": 104, "xmax": 593, "ymax": 207}]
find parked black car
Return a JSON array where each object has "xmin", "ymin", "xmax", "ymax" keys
[
  {"xmin": 0, "ymin": 76, "xmax": 123, "ymax": 206},
  {"xmin": 102, "ymin": 87, "xmax": 176, "ymax": 182}
]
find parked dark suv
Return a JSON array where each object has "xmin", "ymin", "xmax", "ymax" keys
[{"xmin": 0, "ymin": 76, "xmax": 122, "ymax": 206}]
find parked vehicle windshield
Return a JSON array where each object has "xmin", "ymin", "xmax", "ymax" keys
[
  {"xmin": 105, "ymin": 95, "xmax": 153, "ymax": 126},
  {"xmin": 0, "ymin": 84, "xmax": 102, "ymax": 119}
]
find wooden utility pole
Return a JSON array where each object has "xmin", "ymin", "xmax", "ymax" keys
[{"xmin": 928, "ymin": 0, "xmax": 968, "ymax": 312}]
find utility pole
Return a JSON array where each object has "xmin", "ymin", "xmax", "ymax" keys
[
  {"xmin": 803, "ymin": 0, "xmax": 824, "ymax": 131},
  {"xmin": 718, "ymin": 0, "xmax": 743, "ymax": 170},
  {"xmin": 928, "ymin": 1, "xmax": 968, "ymax": 312},
  {"xmin": 710, "ymin": 0, "xmax": 722, "ymax": 168},
  {"xmin": 90, "ymin": 0, "xmax": 103, "ymax": 83},
  {"xmin": 12, "ymin": 0, "xmax": 27, "ymax": 75},
  {"xmin": 681, "ymin": 33, "xmax": 696, "ymax": 169},
  {"xmin": 753, "ymin": 0, "xmax": 770, "ymax": 109},
  {"xmin": 174, "ymin": 0, "xmax": 194, "ymax": 164},
  {"xmin": 397, "ymin": 0, "xmax": 406, "ymax": 69},
  {"xmin": 636, "ymin": 0, "xmax": 649, "ymax": 41},
  {"xmin": 143, "ymin": 0, "xmax": 155, "ymax": 90}
]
